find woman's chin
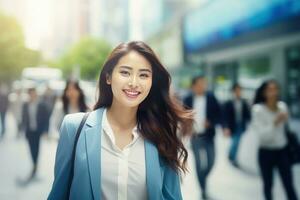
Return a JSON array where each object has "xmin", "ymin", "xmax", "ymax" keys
[{"xmin": 118, "ymin": 98, "xmax": 141, "ymax": 108}]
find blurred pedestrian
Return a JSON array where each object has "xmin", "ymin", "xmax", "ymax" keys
[
  {"xmin": 48, "ymin": 80, "xmax": 88, "ymax": 138},
  {"xmin": 183, "ymin": 75, "xmax": 221, "ymax": 200},
  {"xmin": 42, "ymin": 85, "xmax": 57, "ymax": 137},
  {"xmin": 222, "ymin": 83, "xmax": 251, "ymax": 167},
  {"xmin": 48, "ymin": 41, "xmax": 193, "ymax": 200},
  {"xmin": 252, "ymin": 80, "xmax": 298, "ymax": 200},
  {"xmin": 21, "ymin": 88, "xmax": 48, "ymax": 180},
  {"xmin": 9, "ymin": 88, "xmax": 24, "ymax": 138},
  {"xmin": 0, "ymin": 83, "xmax": 9, "ymax": 138}
]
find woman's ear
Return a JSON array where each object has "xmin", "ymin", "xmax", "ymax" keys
[{"xmin": 106, "ymin": 74, "xmax": 111, "ymax": 85}]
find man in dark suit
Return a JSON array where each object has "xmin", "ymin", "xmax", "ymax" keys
[
  {"xmin": 21, "ymin": 88, "xmax": 48, "ymax": 180},
  {"xmin": 183, "ymin": 75, "xmax": 221, "ymax": 200},
  {"xmin": 222, "ymin": 83, "xmax": 251, "ymax": 167}
]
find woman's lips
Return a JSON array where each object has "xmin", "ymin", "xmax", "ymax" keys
[{"xmin": 123, "ymin": 89, "xmax": 141, "ymax": 99}]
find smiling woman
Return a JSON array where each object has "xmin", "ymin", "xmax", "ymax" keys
[{"xmin": 48, "ymin": 41, "xmax": 193, "ymax": 200}]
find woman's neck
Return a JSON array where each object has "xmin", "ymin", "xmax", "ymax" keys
[
  {"xmin": 107, "ymin": 102, "xmax": 137, "ymax": 130},
  {"xmin": 69, "ymin": 98, "xmax": 79, "ymax": 107},
  {"xmin": 265, "ymin": 100, "xmax": 277, "ymax": 111}
]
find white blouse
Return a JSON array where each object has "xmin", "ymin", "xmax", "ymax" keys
[
  {"xmin": 101, "ymin": 109, "xmax": 147, "ymax": 200},
  {"xmin": 251, "ymin": 101, "xmax": 288, "ymax": 149},
  {"xmin": 193, "ymin": 95, "xmax": 207, "ymax": 134}
]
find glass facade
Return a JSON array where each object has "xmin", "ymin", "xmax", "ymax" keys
[
  {"xmin": 210, "ymin": 56, "xmax": 272, "ymax": 103},
  {"xmin": 286, "ymin": 45, "xmax": 300, "ymax": 118},
  {"xmin": 211, "ymin": 62, "xmax": 238, "ymax": 102}
]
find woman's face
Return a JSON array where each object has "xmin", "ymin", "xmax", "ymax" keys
[
  {"xmin": 66, "ymin": 83, "xmax": 80, "ymax": 100},
  {"xmin": 264, "ymin": 82, "xmax": 279, "ymax": 102},
  {"xmin": 107, "ymin": 50, "xmax": 153, "ymax": 108}
]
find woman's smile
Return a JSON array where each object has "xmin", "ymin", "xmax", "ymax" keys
[{"xmin": 123, "ymin": 89, "xmax": 141, "ymax": 99}]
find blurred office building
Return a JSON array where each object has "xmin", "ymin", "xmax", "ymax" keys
[
  {"xmin": 182, "ymin": 0, "xmax": 300, "ymax": 118},
  {"xmin": 144, "ymin": 0, "xmax": 207, "ymax": 97},
  {"xmin": 90, "ymin": 0, "xmax": 129, "ymax": 45},
  {"xmin": 148, "ymin": 0, "xmax": 300, "ymax": 118}
]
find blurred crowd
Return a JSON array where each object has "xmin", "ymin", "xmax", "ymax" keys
[
  {"xmin": 0, "ymin": 80, "xmax": 89, "ymax": 183},
  {"xmin": 181, "ymin": 76, "xmax": 299, "ymax": 200},
  {"xmin": 0, "ymin": 75, "xmax": 299, "ymax": 200}
]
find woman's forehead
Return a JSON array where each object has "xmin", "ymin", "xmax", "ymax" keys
[{"xmin": 116, "ymin": 51, "xmax": 152, "ymax": 70}]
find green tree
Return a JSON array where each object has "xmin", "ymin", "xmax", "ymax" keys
[
  {"xmin": 58, "ymin": 37, "xmax": 112, "ymax": 80},
  {"xmin": 0, "ymin": 12, "xmax": 41, "ymax": 82}
]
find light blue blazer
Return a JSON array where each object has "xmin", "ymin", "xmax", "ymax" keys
[{"xmin": 48, "ymin": 108, "xmax": 183, "ymax": 200}]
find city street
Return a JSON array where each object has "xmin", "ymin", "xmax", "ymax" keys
[
  {"xmin": 0, "ymin": 112, "xmax": 56, "ymax": 200},
  {"xmin": 1, "ymin": 0, "xmax": 300, "ymax": 199},
  {"xmin": 1, "ymin": 111, "xmax": 300, "ymax": 200}
]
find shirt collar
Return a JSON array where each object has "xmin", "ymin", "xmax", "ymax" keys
[{"xmin": 102, "ymin": 108, "xmax": 140, "ymax": 147}]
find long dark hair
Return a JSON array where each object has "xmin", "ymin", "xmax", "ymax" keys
[
  {"xmin": 94, "ymin": 41, "xmax": 193, "ymax": 173},
  {"xmin": 253, "ymin": 79, "xmax": 279, "ymax": 104},
  {"xmin": 62, "ymin": 80, "xmax": 88, "ymax": 114}
]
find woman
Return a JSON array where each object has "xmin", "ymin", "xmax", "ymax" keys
[
  {"xmin": 252, "ymin": 80, "xmax": 298, "ymax": 200},
  {"xmin": 48, "ymin": 80, "xmax": 89, "ymax": 138},
  {"xmin": 48, "ymin": 41, "xmax": 193, "ymax": 200}
]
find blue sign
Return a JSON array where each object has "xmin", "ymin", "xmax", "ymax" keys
[{"xmin": 183, "ymin": 0, "xmax": 300, "ymax": 53}]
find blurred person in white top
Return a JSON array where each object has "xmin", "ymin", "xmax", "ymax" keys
[
  {"xmin": 49, "ymin": 80, "xmax": 89, "ymax": 139},
  {"xmin": 252, "ymin": 80, "xmax": 298, "ymax": 200}
]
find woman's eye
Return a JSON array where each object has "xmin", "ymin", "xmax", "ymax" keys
[
  {"xmin": 120, "ymin": 71, "xmax": 130, "ymax": 76},
  {"xmin": 140, "ymin": 73, "xmax": 149, "ymax": 78}
]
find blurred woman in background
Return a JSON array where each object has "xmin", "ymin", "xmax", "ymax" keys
[
  {"xmin": 49, "ymin": 80, "xmax": 89, "ymax": 138},
  {"xmin": 252, "ymin": 80, "xmax": 298, "ymax": 200}
]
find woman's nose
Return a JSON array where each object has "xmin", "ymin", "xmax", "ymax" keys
[{"xmin": 128, "ymin": 75, "xmax": 138, "ymax": 87}]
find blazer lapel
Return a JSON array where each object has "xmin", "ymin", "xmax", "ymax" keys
[
  {"xmin": 145, "ymin": 140, "xmax": 162, "ymax": 200},
  {"xmin": 84, "ymin": 108, "xmax": 104, "ymax": 200}
]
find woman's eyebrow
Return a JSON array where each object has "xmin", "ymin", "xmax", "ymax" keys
[
  {"xmin": 119, "ymin": 65, "xmax": 152, "ymax": 73},
  {"xmin": 139, "ymin": 69, "xmax": 152, "ymax": 73},
  {"xmin": 119, "ymin": 65, "xmax": 132, "ymax": 70}
]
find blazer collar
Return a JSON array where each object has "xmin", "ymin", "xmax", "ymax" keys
[{"xmin": 85, "ymin": 108, "xmax": 103, "ymax": 127}]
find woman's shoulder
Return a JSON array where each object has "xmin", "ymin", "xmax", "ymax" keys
[
  {"xmin": 252, "ymin": 103, "xmax": 265, "ymax": 113},
  {"xmin": 61, "ymin": 112, "xmax": 87, "ymax": 132},
  {"xmin": 63, "ymin": 112, "xmax": 87, "ymax": 124},
  {"xmin": 252, "ymin": 102, "xmax": 288, "ymax": 113},
  {"xmin": 277, "ymin": 101, "xmax": 288, "ymax": 112}
]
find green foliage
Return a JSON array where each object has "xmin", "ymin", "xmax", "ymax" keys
[
  {"xmin": 0, "ymin": 11, "xmax": 42, "ymax": 82},
  {"xmin": 58, "ymin": 37, "xmax": 112, "ymax": 80}
]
